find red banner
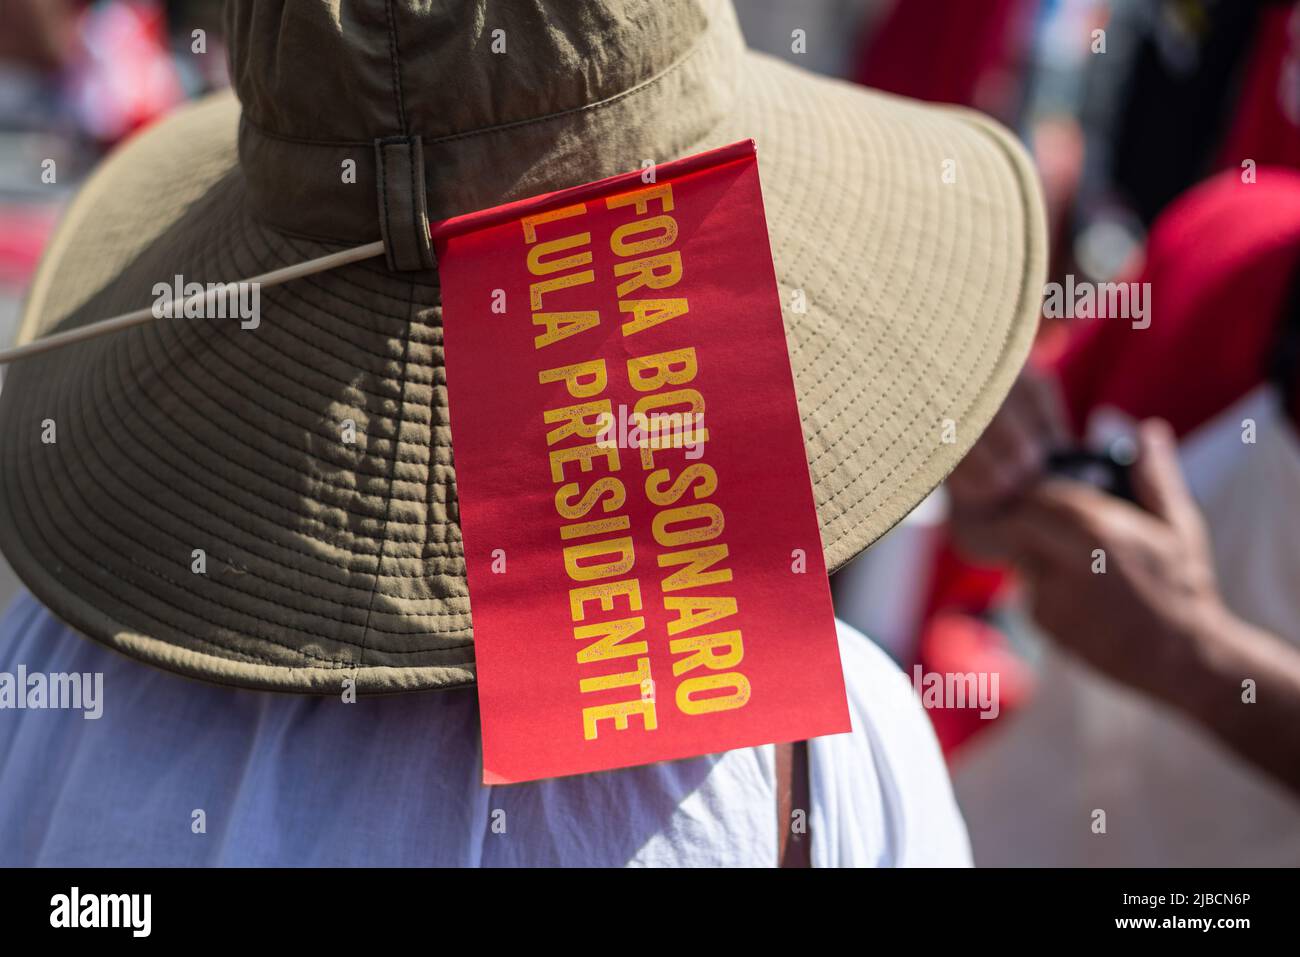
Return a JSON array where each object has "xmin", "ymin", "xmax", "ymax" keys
[{"xmin": 435, "ymin": 140, "xmax": 850, "ymax": 784}]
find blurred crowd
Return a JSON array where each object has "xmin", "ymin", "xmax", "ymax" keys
[
  {"xmin": 0, "ymin": 0, "xmax": 225, "ymax": 354},
  {"xmin": 825, "ymin": 0, "xmax": 1300, "ymax": 867},
  {"xmin": 2, "ymin": 0, "xmax": 1298, "ymax": 866},
  {"xmin": 0, "ymin": 0, "xmax": 226, "ymax": 612}
]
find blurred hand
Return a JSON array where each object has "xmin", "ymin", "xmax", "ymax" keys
[
  {"xmin": 955, "ymin": 410, "xmax": 1300, "ymax": 795},
  {"xmin": 947, "ymin": 367, "xmax": 1070, "ymax": 560},
  {"xmin": 991, "ymin": 419, "xmax": 1227, "ymax": 700}
]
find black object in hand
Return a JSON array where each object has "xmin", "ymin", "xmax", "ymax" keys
[{"xmin": 1044, "ymin": 438, "xmax": 1139, "ymax": 504}]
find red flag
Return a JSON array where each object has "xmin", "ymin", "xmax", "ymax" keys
[{"xmin": 435, "ymin": 141, "xmax": 850, "ymax": 784}]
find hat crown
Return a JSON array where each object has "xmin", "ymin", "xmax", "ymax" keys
[
  {"xmin": 226, "ymin": 0, "xmax": 745, "ymax": 242},
  {"xmin": 227, "ymin": 0, "xmax": 710, "ymax": 145}
]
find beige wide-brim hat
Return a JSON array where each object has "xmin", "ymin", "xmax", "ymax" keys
[{"xmin": 0, "ymin": 0, "xmax": 1045, "ymax": 693}]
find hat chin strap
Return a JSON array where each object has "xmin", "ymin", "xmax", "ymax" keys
[{"xmin": 0, "ymin": 239, "xmax": 387, "ymax": 365}]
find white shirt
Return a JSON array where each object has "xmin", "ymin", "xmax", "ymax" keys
[{"xmin": 0, "ymin": 591, "xmax": 970, "ymax": 866}]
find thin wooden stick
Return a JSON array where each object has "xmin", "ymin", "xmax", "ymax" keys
[{"xmin": 0, "ymin": 240, "xmax": 387, "ymax": 364}]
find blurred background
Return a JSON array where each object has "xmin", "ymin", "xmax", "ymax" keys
[{"xmin": 2, "ymin": 0, "xmax": 1298, "ymax": 865}]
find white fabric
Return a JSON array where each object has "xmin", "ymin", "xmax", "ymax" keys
[
  {"xmin": 954, "ymin": 385, "xmax": 1300, "ymax": 866},
  {"xmin": 0, "ymin": 598, "xmax": 969, "ymax": 867}
]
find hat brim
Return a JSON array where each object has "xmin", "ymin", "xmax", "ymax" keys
[{"xmin": 0, "ymin": 51, "xmax": 1044, "ymax": 693}]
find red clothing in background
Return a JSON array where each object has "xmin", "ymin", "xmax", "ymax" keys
[
  {"xmin": 1219, "ymin": 3, "xmax": 1300, "ymax": 172},
  {"xmin": 853, "ymin": 0, "xmax": 1034, "ymax": 117}
]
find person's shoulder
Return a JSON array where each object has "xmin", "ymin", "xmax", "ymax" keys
[
  {"xmin": 834, "ymin": 617, "xmax": 916, "ymax": 696},
  {"xmin": 830, "ymin": 617, "xmax": 973, "ymax": 867},
  {"xmin": 834, "ymin": 617, "xmax": 936, "ymax": 744}
]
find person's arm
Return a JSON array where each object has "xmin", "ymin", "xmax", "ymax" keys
[
  {"xmin": 1177, "ymin": 606, "xmax": 1300, "ymax": 794},
  {"xmin": 985, "ymin": 419, "xmax": 1300, "ymax": 795}
]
